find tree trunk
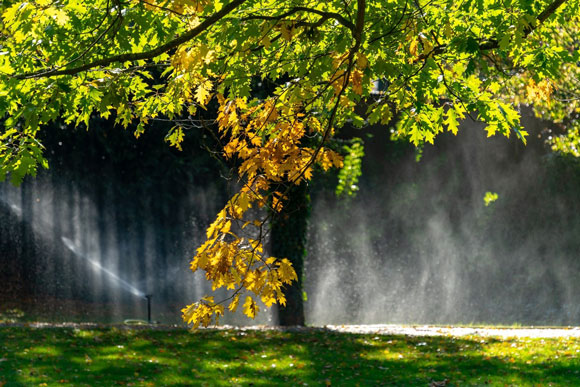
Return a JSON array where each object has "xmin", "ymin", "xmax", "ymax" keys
[{"xmin": 270, "ymin": 182, "xmax": 310, "ymax": 326}]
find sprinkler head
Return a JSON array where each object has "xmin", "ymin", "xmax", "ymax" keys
[{"xmin": 144, "ymin": 294, "xmax": 153, "ymax": 324}]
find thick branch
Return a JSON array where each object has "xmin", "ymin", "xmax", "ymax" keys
[
  {"xmin": 14, "ymin": 0, "xmax": 247, "ymax": 79},
  {"xmin": 479, "ymin": 0, "xmax": 568, "ymax": 50},
  {"xmin": 242, "ymin": 6, "xmax": 355, "ymax": 31},
  {"xmin": 353, "ymin": 0, "xmax": 366, "ymax": 45},
  {"xmin": 537, "ymin": 0, "xmax": 568, "ymax": 24}
]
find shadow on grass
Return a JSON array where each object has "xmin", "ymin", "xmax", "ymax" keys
[{"xmin": 0, "ymin": 327, "xmax": 579, "ymax": 386}]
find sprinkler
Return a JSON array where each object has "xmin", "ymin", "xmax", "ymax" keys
[{"xmin": 144, "ymin": 294, "xmax": 153, "ymax": 324}]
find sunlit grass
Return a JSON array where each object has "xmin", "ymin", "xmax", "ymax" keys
[{"xmin": 0, "ymin": 326, "xmax": 579, "ymax": 386}]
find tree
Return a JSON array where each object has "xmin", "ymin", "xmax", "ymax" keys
[{"xmin": 1, "ymin": 0, "xmax": 579, "ymax": 327}]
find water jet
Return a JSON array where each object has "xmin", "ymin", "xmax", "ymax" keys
[{"xmin": 61, "ymin": 236, "xmax": 146, "ymax": 298}]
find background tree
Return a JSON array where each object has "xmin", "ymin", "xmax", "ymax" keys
[{"xmin": 1, "ymin": 0, "xmax": 579, "ymax": 327}]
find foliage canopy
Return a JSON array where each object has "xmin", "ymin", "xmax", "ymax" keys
[{"xmin": 1, "ymin": 0, "xmax": 579, "ymax": 326}]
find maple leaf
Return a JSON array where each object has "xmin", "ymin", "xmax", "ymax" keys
[
  {"xmin": 409, "ymin": 125, "xmax": 423, "ymax": 146},
  {"xmin": 228, "ymin": 295, "xmax": 240, "ymax": 312},
  {"xmin": 485, "ymin": 124, "xmax": 498, "ymax": 137},
  {"xmin": 351, "ymin": 69, "xmax": 363, "ymax": 95},
  {"xmin": 277, "ymin": 258, "xmax": 298, "ymax": 284},
  {"xmin": 423, "ymin": 129, "xmax": 435, "ymax": 144},
  {"xmin": 243, "ymin": 296, "xmax": 258, "ymax": 319},
  {"xmin": 165, "ymin": 126, "xmax": 185, "ymax": 150},
  {"xmin": 444, "ymin": 109, "xmax": 459, "ymax": 135},
  {"xmin": 195, "ymin": 80, "xmax": 212, "ymax": 106},
  {"xmin": 237, "ymin": 192, "xmax": 252, "ymax": 212},
  {"xmin": 380, "ymin": 104, "xmax": 392, "ymax": 125},
  {"xmin": 279, "ymin": 23, "xmax": 295, "ymax": 41},
  {"xmin": 356, "ymin": 52, "xmax": 368, "ymax": 69},
  {"xmin": 409, "ymin": 39, "xmax": 419, "ymax": 56}
]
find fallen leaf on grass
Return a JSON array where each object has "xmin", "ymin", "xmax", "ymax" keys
[{"xmin": 430, "ymin": 379, "xmax": 449, "ymax": 386}]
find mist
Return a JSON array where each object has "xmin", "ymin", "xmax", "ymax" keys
[
  {"xmin": 305, "ymin": 112, "xmax": 580, "ymax": 326},
  {"xmin": 0, "ymin": 125, "xmax": 274, "ymax": 325},
  {"xmin": 1, "ymin": 112, "xmax": 579, "ymax": 326}
]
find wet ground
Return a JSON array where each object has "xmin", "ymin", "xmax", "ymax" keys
[
  {"xmin": 2, "ymin": 322, "xmax": 580, "ymax": 338},
  {"xmin": 322, "ymin": 324, "xmax": 580, "ymax": 338}
]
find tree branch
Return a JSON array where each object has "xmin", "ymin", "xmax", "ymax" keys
[
  {"xmin": 14, "ymin": 0, "xmax": 247, "ymax": 79},
  {"xmin": 353, "ymin": 0, "xmax": 366, "ymax": 46},
  {"xmin": 289, "ymin": 0, "xmax": 366, "ymax": 184},
  {"xmin": 414, "ymin": 0, "xmax": 569, "ymax": 60},
  {"xmin": 538, "ymin": 0, "xmax": 569, "ymax": 24},
  {"xmin": 242, "ymin": 6, "xmax": 355, "ymax": 31},
  {"xmin": 479, "ymin": 0, "xmax": 568, "ymax": 50}
]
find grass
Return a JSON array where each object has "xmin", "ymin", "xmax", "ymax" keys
[{"xmin": 0, "ymin": 326, "xmax": 579, "ymax": 386}]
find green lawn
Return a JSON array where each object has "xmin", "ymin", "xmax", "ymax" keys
[{"xmin": 1, "ymin": 326, "xmax": 579, "ymax": 386}]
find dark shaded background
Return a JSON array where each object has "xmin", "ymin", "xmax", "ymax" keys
[{"xmin": 1, "ymin": 110, "xmax": 579, "ymax": 325}]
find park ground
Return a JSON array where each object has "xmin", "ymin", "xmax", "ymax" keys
[{"xmin": 1, "ymin": 324, "xmax": 580, "ymax": 386}]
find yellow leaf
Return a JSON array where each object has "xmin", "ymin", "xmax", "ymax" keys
[
  {"xmin": 222, "ymin": 220, "xmax": 232, "ymax": 235},
  {"xmin": 264, "ymin": 101, "xmax": 278, "ymax": 122},
  {"xmin": 327, "ymin": 150, "xmax": 343, "ymax": 168},
  {"xmin": 279, "ymin": 23, "xmax": 295, "ymax": 41},
  {"xmin": 331, "ymin": 70, "xmax": 346, "ymax": 95},
  {"xmin": 485, "ymin": 124, "xmax": 498, "ymax": 137},
  {"xmin": 272, "ymin": 195, "xmax": 284, "ymax": 212},
  {"xmin": 195, "ymin": 80, "xmax": 212, "ymax": 106},
  {"xmin": 444, "ymin": 22, "xmax": 453, "ymax": 38},
  {"xmin": 423, "ymin": 130, "xmax": 435, "ymax": 144},
  {"xmin": 261, "ymin": 35, "xmax": 271, "ymax": 48},
  {"xmin": 409, "ymin": 39, "xmax": 419, "ymax": 57},
  {"xmin": 224, "ymin": 138, "xmax": 240, "ymax": 158},
  {"xmin": 380, "ymin": 104, "xmax": 392, "ymax": 125},
  {"xmin": 526, "ymin": 79, "xmax": 552, "ymax": 105},
  {"xmin": 277, "ymin": 258, "xmax": 297, "ymax": 284},
  {"xmin": 351, "ymin": 69, "xmax": 363, "ymax": 95},
  {"xmin": 277, "ymin": 293, "xmax": 286, "ymax": 306},
  {"xmin": 53, "ymin": 9, "xmax": 69, "ymax": 26},
  {"xmin": 409, "ymin": 125, "xmax": 423, "ymax": 146},
  {"xmin": 166, "ymin": 127, "xmax": 184, "ymax": 150},
  {"xmin": 444, "ymin": 109, "xmax": 459, "ymax": 135},
  {"xmin": 228, "ymin": 295, "xmax": 240, "ymax": 312},
  {"xmin": 484, "ymin": 191, "xmax": 499, "ymax": 206},
  {"xmin": 420, "ymin": 33, "xmax": 433, "ymax": 55},
  {"xmin": 247, "ymin": 132, "xmax": 262, "ymax": 146},
  {"xmin": 181, "ymin": 303, "xmax": 197, "ymax": 324},
  {"xmin": 206, "ymin": 218, "xmax": 221, "ymax": 239},
  {"xmin": 237, "ymin": 192, "xmax": 252, "ymax": 212},
  {"xmin": 307, "ymin": 117, "xmax": 323, "ymax": 133},
  {"xmin": 248, "ymin": 239, "xmax": 263, "ymax": 253},
  {"xmin": 243, "ymin": 296, "xmax": 258, "ymax": 319},
  {"xmin": 356, "ymin": 53, "xmax": 368, "ymax": 69}
]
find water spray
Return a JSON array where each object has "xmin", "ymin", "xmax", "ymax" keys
[
  {"xmin": 61, "ymin": 236, "xmax": 145, "ymax": 298},
  {"xmin": 145, "ymin": 294, "xmax": 153, "ymax": 324}
]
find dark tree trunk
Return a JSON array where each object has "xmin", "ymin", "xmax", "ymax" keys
[{"xmin": 270, "ymin": 182, "xmax": 310, "ymax": 326}]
